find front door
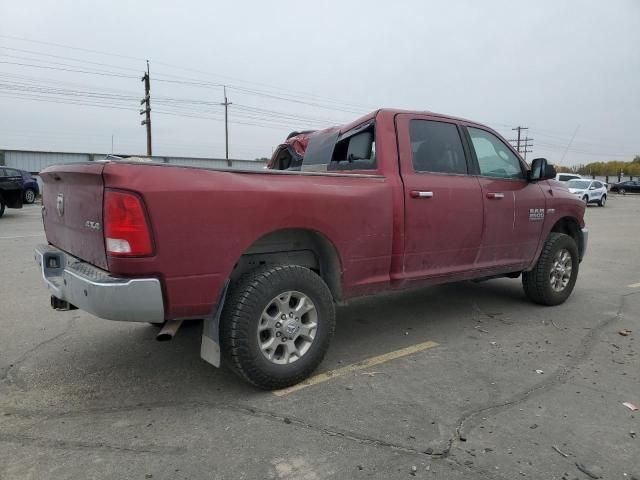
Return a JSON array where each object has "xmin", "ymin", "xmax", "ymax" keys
[
  {"xmin": 396, "ymin": 115, "xmax": 483, "ymax": 280},
  {"xmin": 464, "ymin": 126, "xmax": 545, "ymax": 268}
]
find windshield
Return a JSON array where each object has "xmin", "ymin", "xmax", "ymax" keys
[{"xmin": 567, "ymin": 180, "xmax": 591, "ymax": 189}]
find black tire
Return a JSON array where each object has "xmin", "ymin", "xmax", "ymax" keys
[
  {"xmin": 582, "ymin": 195, "xmax": 589, "ymax": 205},
  {"xmin": 522, "ymin": 232, "xmax": 579, "ymax": 306},
  {"xmin": 220, "ymin": 265, "xmax": 335, "ymax": 390},
  {"xmin": 0, "ymin": 197, "xmax": 5, "ymax": 218},
  {"xmin": 619, "ymin": 188, "xmax": 626, "ymax": 195},
  {"xmin": 598, "ymin": 194, "xmax": 606, "ymax": 207},
  {"xmin": 24, "ymin": 188, "xmax": 36, "ymax": 204}
]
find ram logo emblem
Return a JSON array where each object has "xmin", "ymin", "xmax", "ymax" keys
[{"xmin": 56, "ymin": 193, "xmax": 64, "ymax": 217}]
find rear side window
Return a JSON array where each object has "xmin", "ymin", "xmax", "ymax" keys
[
  {"xmin": 468, "ymin": 127, "xmax": 524, "ymax": 179},
  {"xmin": 409, "ymin": 120, "xmax": 467, "ymax": 174}
]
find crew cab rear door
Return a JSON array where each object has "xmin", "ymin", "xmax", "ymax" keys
[
  {"xmin": 463, "ymin": 126, "xmax": 545, "ymax": 268},
  {"xmin": 395, "ymin": 114, "xmax": 483, "ymax": 279}
]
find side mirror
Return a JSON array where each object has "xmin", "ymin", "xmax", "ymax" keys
[{"xmin": 528, "ymin": 158, "xmax": 556, "ymax": 181}]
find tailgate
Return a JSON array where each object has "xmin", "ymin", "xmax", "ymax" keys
[{"xmin": 41, "ymin": 163, "xmax": 108, "ymax": 270}]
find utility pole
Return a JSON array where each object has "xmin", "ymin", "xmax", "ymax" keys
[
  {"xmin": 521, "ymin": 136, "xmax": 534, "ymax": 160},
  {"xmin": 220, "ymin": 86, "xmax": 232, "ymax": 166},
  {"xmin": 140, "ymin": 60, "xmax": 152, "ymax": 156},
  {"xmin": 510, "ymin": 126, "xmax": 528, "ymax": 154},
  {"xmin": 509, "ymin": 126, "xmax": 533, "ymax": 159}
]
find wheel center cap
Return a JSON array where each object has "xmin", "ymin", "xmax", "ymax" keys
[{"xmin": 284, "ymin": 320, "xmax": 300, "ymax": 336}]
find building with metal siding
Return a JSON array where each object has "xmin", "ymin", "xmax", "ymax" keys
[{"xmin": 0, "ymin": 149, "xmax": 266, "ymax": 173}]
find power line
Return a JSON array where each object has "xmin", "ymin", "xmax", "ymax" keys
[{"xmin": 0, "ymin": 34, "xmax": 374, "ymax": 112}]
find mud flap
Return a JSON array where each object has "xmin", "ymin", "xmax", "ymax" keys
[{"xmin": 200, "ymin": 280, "xmax": 229, "ymax": 368}]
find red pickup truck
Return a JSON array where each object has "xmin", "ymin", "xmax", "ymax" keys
[{"xmin": 36, "ymin": 109, "xmax": 587, "ymax": 389}]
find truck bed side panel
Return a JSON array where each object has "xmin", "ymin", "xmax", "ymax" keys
[{"xmin": 102, "ymin": 163, "xmax": 394, "ymax": 319}]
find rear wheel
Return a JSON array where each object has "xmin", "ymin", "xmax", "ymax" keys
[
  {"xmin": 0, "ymin": 197, "xmax": 5, "ymax": 218},
  {"xmin": 24, "ymin": 188, "xmax": 36, "ymax": 204},
  {"xmin": 619, "ymin": 188, "xmax": 626, "ymax": 195},
  {"xmin": 582, "ymin": 195, "xmax": 589, "ymax": 204},
  {"xmin": 598, "ymin": 194, "xmax": 606, "ymax": 207},
  {"xmin": 523, "ymin": 233, "xmax": 579, "ymax": 306},
  {"xmin": 220, "ymin": 265, "xmax": 335, "ymax": 390}
]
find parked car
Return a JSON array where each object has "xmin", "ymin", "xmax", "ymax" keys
[
  {"xmin": 555, "ymin": 173, "xmax": 583, "ymax": 183},
  {"xmin": 17, "ymin": 169, "xmax": 40, "ymax": 204},
  {"xmin": 566, "ymin": 179, "xmax": 608, "ymax": 206},
  {"xmin": 35, "ymin": 109, "xmax": 588, "ymax": 389},
  {"xmin": 610, "ymin": 180, "xmax": 640, "ymax": 194},
  {"xmin": 0, "ymin": 167, "xmax": 24, "ymax": 217}
]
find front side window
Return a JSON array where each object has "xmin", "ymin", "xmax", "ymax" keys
[
  {"xmin": 468, "ymin": 127, "xmax": 524, "ymax": 179},
  {"xmin": 409, "ymin": 120, "xmax": 467, "ymax": 174}
]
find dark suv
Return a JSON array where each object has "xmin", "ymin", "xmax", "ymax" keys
[
  {"xmin": 0, "ymin": 167, "xmax": 24, "ymax": 217},
  {"xmin": 17, "ymin": 169, "xmax": 40, "ymax": 203}
]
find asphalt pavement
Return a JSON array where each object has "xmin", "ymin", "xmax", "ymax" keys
[{"xmin": 1, "ymin": 196, "xmax": 639, "ymax": 479}]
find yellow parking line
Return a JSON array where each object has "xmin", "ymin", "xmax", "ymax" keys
[
  {"xmin": 628, "ymin": 282, "xmax": 640, "ymax": 288},
  {"xmin": 273, "ymin": 340, "xmax": 439, "ymax": 397}
]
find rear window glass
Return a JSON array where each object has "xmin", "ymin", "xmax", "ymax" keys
[
  {"xmin": 409, "ymin": 120, "xmax": 467, "ymax": 174},
  {"xmin": 301, "ymin": 123, "xmax": 376, "ymax": 172}
]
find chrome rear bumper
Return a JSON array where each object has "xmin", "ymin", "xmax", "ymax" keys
[{"xmin": 35, "ymin": 244, "xmax": 164, "ymax": 322}]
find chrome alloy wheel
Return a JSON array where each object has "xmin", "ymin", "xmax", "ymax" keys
[
  {"xmin": 25, "ymin": 189, "xmax": 36, "ymax": 203},
  {"xmin": 257, "ymin": 291, "xmax": 318, "ymax": 365},
  {"xmin": 550, "ymin": 249, "xmax": 573, "ymax": 292}
]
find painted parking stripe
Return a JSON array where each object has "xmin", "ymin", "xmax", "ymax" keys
[
  {"xmin": 628, "ymin": 282, "xmax": 640, "ymax": 288},
  {"xmin": 0, "ymin": 233, "xmax": 45, "ymax": 240},
  {"xmin": 273, "ymin": 340, "xmax": 439, "ymax": 397}
]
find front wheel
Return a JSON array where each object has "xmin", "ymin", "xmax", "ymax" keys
[
  {"xmin": 582, "ymin": 195, "xmax": 589, "ymax": 204},
  {"xmin": 220, "ymin": 265, "xmax": 335, "ymax": 390},
  {"xmin": 619, "ymin": 188, "xmax": 626, "ymax": 195},
  {"xmin": 522, "ymin": 233, "xmax": 579, "ymax": 306},
  {"xmin": 598, "ymin": 194, "xmax": 606, "ymax": 207}
]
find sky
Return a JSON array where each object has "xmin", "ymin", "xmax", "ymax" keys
[{"xmin": 0, "ymin": 0, "xmax": 638, "ymax": 165}]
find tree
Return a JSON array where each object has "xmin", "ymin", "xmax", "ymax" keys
[{"xmin": 633, "ymin": 155, "xmax": 640, "ymax": 164}]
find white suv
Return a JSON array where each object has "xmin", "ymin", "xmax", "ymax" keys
[{"xmin": 567, "ymin": 179, "xmax": 607, "ymax": 207}]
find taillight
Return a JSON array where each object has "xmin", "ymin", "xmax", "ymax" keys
[{"xmin": 104, "ymin": 190, "xmax": 153, "ymax": 256}]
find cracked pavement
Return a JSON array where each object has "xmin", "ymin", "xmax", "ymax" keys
[{"xmin": 1, "ymin": 197, "xmax": 639, "ymax": 479}]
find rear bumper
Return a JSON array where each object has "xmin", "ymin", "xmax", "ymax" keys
[{"xmin": 35, "ymin": 244, "xmax": 164, "ymax": 322}]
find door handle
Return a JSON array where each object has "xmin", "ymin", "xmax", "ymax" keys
[
  {"xmin": 410, "ymin": 190, "xmax": 434, "ymax": 198},
  {"xmin": 486, "ymin": 192, "xmax": 505, "ymax": 199}
]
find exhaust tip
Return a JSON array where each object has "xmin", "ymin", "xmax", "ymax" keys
[{"xmin": 155, "ymin": 320, "xmax": 184, "ymax": 342}]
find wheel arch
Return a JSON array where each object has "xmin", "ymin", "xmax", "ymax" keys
[
  {"xmin": 230, "ymin": 228, "xmax": 343, "ymax": 301},
  {"xmin": 550, "ymin": 216, "xmax": 585, "ymax": 260}
]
